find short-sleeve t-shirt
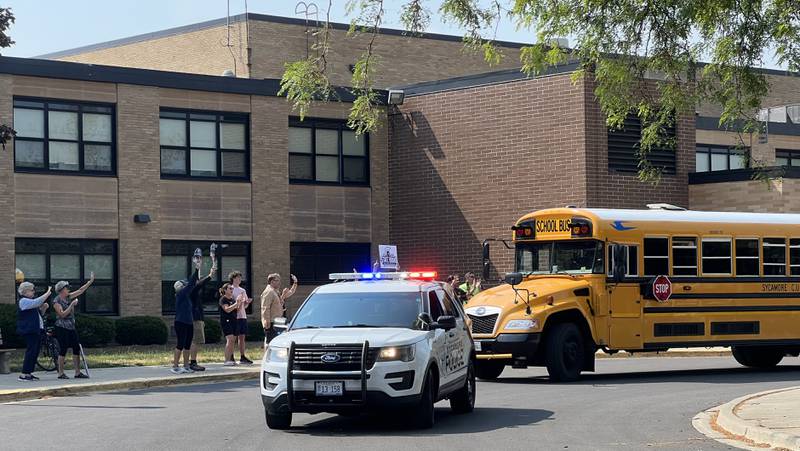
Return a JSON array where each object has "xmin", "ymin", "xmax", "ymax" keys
[{"xmin": 232, "ymin": 286, "xmax": 248, "ymax": 319}]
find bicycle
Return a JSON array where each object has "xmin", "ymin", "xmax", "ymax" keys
[{"xmin": 36, "ymin": 326, "xmax": 60, "ymax": 372}]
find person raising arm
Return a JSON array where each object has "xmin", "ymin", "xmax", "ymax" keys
[{"xmin": 52, "ymin": 273, "xmax": 95, "ymax": 379}]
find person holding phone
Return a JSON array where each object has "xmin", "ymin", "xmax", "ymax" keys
[
  {"xmin": 52, "ymin": 274, "xmax": 95, "ymax": 379},
  {"xmin": 260, "ymin": 273, "xmax": 298, "ymax": 345},
  {"xmin": 16, "ymin": 282, "xmax": 51, "ymax": 382},
  {"xmin": 218, "ymin": 283, "xmax": 240, "ymax": 366},
  {"xmin": 228, "ymin": 271, "xmax": 253, "ymax": 364}
]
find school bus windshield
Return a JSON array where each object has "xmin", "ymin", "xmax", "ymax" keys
[{"xmin": 515, "ymin": 240, "xmax": 604, "ymax": 275}]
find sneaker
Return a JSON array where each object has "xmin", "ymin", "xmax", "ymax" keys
[
  {"xmin": 18, "ymin": 375, "xmax": 34, "ymax": 382},
  {"xmin": 74, "ymin": 372, "xmax": 89, "ymax": 379},
  {"xmin": 189, "ymin": 362, "xmax": 205, "ymax": 372},
  {"xmin": 57, "ymin": 374, "xmax": 70, "ymax": 380},
  {"xmin": 170, "ymin": 367, "xmax": 182, "ymax": 374},
  {"xmin": 223, "ymin": 360, "xmax": 236, "ymax": 366},
  {"xmin": 182, "ymin": 366, "xmax": 194, "ymax": 373},
  {"xmin": 239, "ymin": 356, "xmax": 253, "ymax": 365},
  {"xmin": 30, "ymin": 375, "xmax": 40, "ymax": 381}
]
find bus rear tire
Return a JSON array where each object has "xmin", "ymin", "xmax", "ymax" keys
[
  {"xmin": 545, "ymin": 323, "xmax": 585, "ymax": 382},
  {"xmin": 475, "ymin": 361, "xmax": 504, "ymax": 380},
  {"xmin": 732, "ymin": 346, "xmax": 784, "ymax": 368}
]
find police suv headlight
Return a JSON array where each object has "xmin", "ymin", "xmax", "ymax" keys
[
  {"xmin": 504, "ymin": 319, "xmax": 539, "ymax": 331},
  {"xmin": 266, "ymin": 346, "xmax": 288, "ymax": 363},
  {"xmin": 377, "ymin": 344, "xmax": 415, "ymax": 362}
]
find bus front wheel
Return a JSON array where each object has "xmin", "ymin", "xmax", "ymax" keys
[
  {"xmin": 732, "ymin": 346, "xmax": 784, "ymax": 368},
  {"xmin": 545, "ymin": 323, "xmax": 585, "ymax": 382}
]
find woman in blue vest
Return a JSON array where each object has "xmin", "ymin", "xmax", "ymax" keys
[{"xmin": 17, "ymin": 281, "xmax": 52, "ymax": 382}]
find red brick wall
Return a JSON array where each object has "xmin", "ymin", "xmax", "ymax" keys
[
  {"xmin": 389, "ymin": 74, "xmax": 590, "ymax": 279},
  {"xmin": 389, "ymin": 73, "xmax": 694, "ymax": 279}
]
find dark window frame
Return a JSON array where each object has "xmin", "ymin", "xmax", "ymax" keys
[
  {"xmin": 776, "ymin": 149, "xmax": 800, "ymax": 167},
  {"xmin": 159, "ymin": 108, "xmax": 250, "ymax": 181},
  {"xmin": 608, "ymin": 113, "xmax": 676, "ymax": 175},
  {"xmin": 12, "ymin": 97, "xmax": 117, "ymax": 176},
  {"xmin": 288, "ymin": 117, "xmax": 370, "ymax": 186},
  {"xmin": 695, "ymin": 144, "xmax": 748, "ymax": 173},
  {"xmin": 290, "ymin": 242, "xmax": 372, "ymax": 284},
  {"xmin": 643, "ymin": 237, "xmax": 670, "ymax": 276},
  {"xmin": 160, "ymin": 240, "xmax": 252, "ymax": 315},
  {"xmin": 14, "ymin": 238, "xmax": 119, "ymax": 315}
]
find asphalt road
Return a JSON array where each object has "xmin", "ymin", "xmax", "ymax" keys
[{"xmin": 3, "ymin": 356, "xmax": 800, "ymax": 451}]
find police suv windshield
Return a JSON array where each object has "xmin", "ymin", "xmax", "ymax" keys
[
  {"xmin": 516, "ymin": 240, "xmax": 604, "ymax": 275},
  {"xmin": 291, "ymin": 292, "xmax": 424, "ymax": 330}
]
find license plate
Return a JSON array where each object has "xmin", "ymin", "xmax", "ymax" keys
[
  {"xmin": 315, "ymin": 381, "xmax": 344, "ymax": 396},
  {"xmin": 474, "ymin": 341, "xmax": 482, "ymax": 352}
]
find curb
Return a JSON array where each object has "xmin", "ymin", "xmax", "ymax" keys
[
  {"xmin": 715, "ymin": 386, "xmax": 800, "ymax": 451},
  {"xmin": 0, "ymin": 369, "xmax": 259, "ymax": 404}
]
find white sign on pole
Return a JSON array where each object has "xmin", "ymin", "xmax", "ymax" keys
[{"xmin": 378, "ymin": 245, "xmax": 398, "ymax": 270}]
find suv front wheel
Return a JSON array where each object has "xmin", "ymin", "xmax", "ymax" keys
[
  {"xmin": 414, "ymin": 369, "xmax": 437, "ymax": 429},
  {"xmin": 449, "ymin": 359, "xmax": 476, "ymax": 413}
]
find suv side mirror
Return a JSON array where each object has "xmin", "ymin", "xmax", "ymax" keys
[
  {"xmin": 273, "ymin": 317, "xmax": 288, "ymax": 330},
  {"xmin": 431, "ymin": 315, "xmax": 456, "ymax": 331},
  {"xmin": 504, "ymin": 272, "xmax": 523, "ymax": 286}
]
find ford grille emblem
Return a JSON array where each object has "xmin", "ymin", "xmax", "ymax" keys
[
  {"xmin": 476, "ymin": 307, "xmax": 486, "ymax": 315},
  {"xmin": 321, "ymin": 353, "xmax": 341, "ymax": 363}
]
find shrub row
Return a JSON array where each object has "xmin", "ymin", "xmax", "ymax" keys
[{"xmin": 0, "ymin": 304, "xmax": 256, "ymax": 348}]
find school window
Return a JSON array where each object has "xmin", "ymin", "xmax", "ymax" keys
[
  {"xmin": 607, "ymin": 244, "xmax": 638, "ymax": 277},
  {"xmin": 13, "ymin": 98, "xmax": 115, "ymax": 174},
  {"xmin": 672, "ymin": 237, "xmax": 698, "ymax": 276},
  {"xmin": 643, "ymin": 238, "xmax": 669, "ymax": 276},
  {"xmin": 159, "ymin": 110, "xmax": 249, "ymax": 180},
  {"xmin": 161, "ymin": 241, "xmax": 250, "ymax": 314},
  {"xmin": 607, "ymin": 113, "xmax": 676, "ymax": 174},
  {"xmin": 735, "ymin": 239, "xmax": 760, "ymax": 276},
  {"xmin": 288, "ymin": 118, "xmax": 369, "ymax": 185},
  {"xmin": 790, "ymin": 239, "xmax": 800, "ymax": 276},
  {"xmin": 694, "ymin": 145, "xmax": 747, "ymax": 172},
  {"xmin": 775, "ymin": 149, "xmax": 800, "ymax": 167},
  {"xmin": 762, "ymin": 238, "xmax": 786, "ymax": 276},
  {"xmin": 701, "ymin": 238, "xmax": 732, "ymax": 275},
  {"xmin": 15, "ymin": 239, "xmax": 117, "ymax": 315},
  {"xmin": 289, "ymin": 242, "xmax": 371, "ymax": 283}
]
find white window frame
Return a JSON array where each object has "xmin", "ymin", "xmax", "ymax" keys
[
  {"xmin": 734, "ymin": 237, "xmax": 761, "ymax": 277},
  {"xmin": 701, "ymin": 237, "xmax": 733, "ymax": 276},
  {"xmin": 790, "ymin": 238, "xmax": 800, "ymax": 276},
  {"xmin": 763, "ymin": 238, "xmax": 787, "ymax": 277},
  {"xmin": 672, "ymin": 236, "xmax": 698, "ymax": 276},
  {"xmin": 607, "ymin": 243, "xmax": 638, "ymax": 277}
]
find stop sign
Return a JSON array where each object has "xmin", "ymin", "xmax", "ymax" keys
[{"xmin": 652, "ymin": 275, "xmax": 672, "ymax": 302}]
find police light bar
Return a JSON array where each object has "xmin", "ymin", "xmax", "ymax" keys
[{"xmin": 329, "ymin": 271, "xmax": 438, "ymax": 281}]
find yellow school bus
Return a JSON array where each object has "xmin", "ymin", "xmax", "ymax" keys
[{"xmin": 466, "ymin": 206, "xmax": 800, "ymax": 381}]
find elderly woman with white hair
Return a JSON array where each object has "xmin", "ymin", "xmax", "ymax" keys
[{"xmin": 16, "ymin": 281, "xmax": 52, "ymax": 381}]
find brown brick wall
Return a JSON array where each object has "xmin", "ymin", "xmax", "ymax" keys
[
  {"xmin": 0, "ymin": 75, "xmax": 14, "ymax": 303},
  {"xmin": 58, "ymin": 24, "xmax": 249, "ymax": 78},
  {"xmin": 390, "ymin": 73, "xmax": 589, "ymax": 278},
  {"xmin": 690, "ymin": 178, "xmax": 799, "ymax": 211},
  {"xmin": 584, "ymin": 78, "xmax": 694, "ymax": 209},
  {"xmin": 116, "ymin": 84, "xmax": 162, "ymax": 316}
]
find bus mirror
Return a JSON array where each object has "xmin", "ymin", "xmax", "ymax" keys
[
  {"xmin": 612, "ymin": 245, "xmax": 626, "ymax": 283},
  {"xmin": 482, "ymin": 241, "xmax": 491, "ymax": 280},
  {"xmin": 505, "ymin": 272, "xmax": 523, "ymax": 286}
]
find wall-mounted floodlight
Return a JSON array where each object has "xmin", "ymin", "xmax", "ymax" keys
[{"xmin": 387, "ymin": 89, "xmax": 405, "ymax": 105}]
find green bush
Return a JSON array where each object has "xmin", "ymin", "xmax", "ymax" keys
[
  {"xmin": 246, "ymin": 320, "xmax": 264, "ymax": 342},
  {"xmin": 75, "ymin": 315, "xmax": 115, "ymax": 347},
  {"xmin": 115, "ymin": 316, "xmax": 168, "ymax": 345},
  {"xmin": 203, "ymin": 319, "xmax": 222, "ymax": 344},
  {"xmin": 0, "ymin": 304, "xmax": 23, "ymax": 349}
]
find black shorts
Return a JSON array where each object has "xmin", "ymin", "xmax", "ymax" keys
[
  {"xmin": 235, "ymin": 318, "xmax": 248, "ymax": 336},
  {"xmin": 174, "ymin": 321, "xmax": 193, "ymax": 351},
  {"xmin": 55, "ymin": 326, "xmax": 80, "ymax": 356},
  {"xmin": 221, "ymin": 318, "xmax": 238, "ymax": 337}
]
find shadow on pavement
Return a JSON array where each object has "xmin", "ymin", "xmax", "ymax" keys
[
  {"xmin": 293, "ymin": 406, "xmax": 553, "ymax": 436},
  {"xmin": 100, "ymin": 379, "xmax": 258, "ymax": 396},
  {"xmin": 7, "ymin": 403, "xmax": 164, "ymax": 410},
  {"xmin": 491, "ymin": 364, "xmax": 800, "ymax": 386}
]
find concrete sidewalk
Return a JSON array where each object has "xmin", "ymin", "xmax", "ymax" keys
[
  {"xmin": 706, "ymin": 386, "xmax": 800, "ymax": 450},
  {"xmin": 0, "ymin": 363, "xmax": 259, "ymax": 403}
]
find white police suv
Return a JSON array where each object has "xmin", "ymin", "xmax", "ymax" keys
[{"xmin": 260, "ymin": 271, "xmax": 476, "ymax": 430}]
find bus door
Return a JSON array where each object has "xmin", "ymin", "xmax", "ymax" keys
[{"xmin": 607, "ymin": 244, "xmax": 644, "ymax": 349}]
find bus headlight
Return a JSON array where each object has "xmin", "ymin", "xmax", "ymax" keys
[
  {"xmin": 504, "ymin": 319, "xmax": 539, "ymax": 331},
  {"xmin": 377, "ymin": 345, "xmax": 415, "ymax": 362},
  {"xmin": 266, "ymin": 346, "xmax": 288, "ymax": 363}
]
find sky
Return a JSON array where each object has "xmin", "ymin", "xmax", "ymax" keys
[{"xmin": 1, "ymin": 0, "xmax": 785, "ymax": 70}]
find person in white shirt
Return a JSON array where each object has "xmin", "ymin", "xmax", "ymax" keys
[{"xmin": 228, "ymin": 271, "xmax": 253, "ymax": 364}]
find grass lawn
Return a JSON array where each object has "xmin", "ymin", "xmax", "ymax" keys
[{"xmin": 7, "ymin": 342, "xmax": 265, "ymax": 373}]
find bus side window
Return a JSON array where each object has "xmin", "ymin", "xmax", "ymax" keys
[
  {"xmin": 672, "ymin": 237, "xmax": 697, "ymax": 276},
  {"xmin": 428, "ymin": 291, "xmax": 445, "ymax": 320},
  {"xmin": 763, "ymin": 238, "xmax": 787, "ymax": 276},
  {"xmin": 702, "ymin": 238, "xmax": 732, "ymax": 275},
  {"xmin": 644, "ymin": 238, "xmax": 669, "ymax": 276},
  {"xmin": 735, "ymin": 239, "xmax": 760, "ymax": 276},
  {"xmin": 790, "ymin": 239, "xmax": 800, "ymax": 276},
  {"xmin": 608, "ymin": 244, "xmax": 638, "ymax": 277}
]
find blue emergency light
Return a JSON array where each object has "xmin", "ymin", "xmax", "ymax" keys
[{"xmin": 329, "ymin": 271, "xmax": 437, "ymax": 281}]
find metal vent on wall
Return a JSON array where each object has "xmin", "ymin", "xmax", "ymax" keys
[{"xmin": 608, "ymin": 114, "xmax": 677, "ymax": 174}]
